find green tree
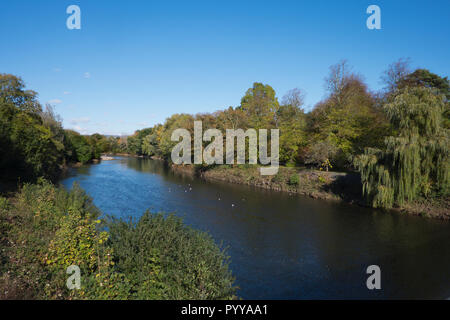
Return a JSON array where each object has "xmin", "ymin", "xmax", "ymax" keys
[
  {"xmin": 87, "ymin": 133, "xmax": 108, "ymax": 159},
  {"xmin": 105, "ymin": 136, "xmax": 121, "ymax": 153},
  {"xmin": 158, "ymin": 114, "xmax": 194, "ymax": 160},
  {"xmin": 142, "ymin": 133, "xmax": 159, "ymax": 157},
  {"xmin": 398, "ymin": 69, "xmax": 449, "ymax": 99},
  {"xmin": 216, "ymin": 106, "xmax": 248, "ymax": 131},
  {"xmin": 308, "ymin": 62, "xmax": 389, "ymax": 169},
  {"xmin": 397, "ymin": 68, "xmax": 450, "ymax": 129},
  {"xmin": 65, "ymin": 130, "xmax": 93, "ymax": 164},
  {"xmin": 355, "ymin": 87, "xmax": 449, "ymax": 208},
  {"xmin": 0, "ymin": 73, "xmax": 42, "ymax": 113},
  {"xmin": 239, "ymin": 82, "xmax": 279, "ymax": 129},
  {"xmin": 277, "ymin": 91, "xmax": 307, "ymax": 165},
  {"xmin": 0, "ymin": 75, "xmax": 66, "ymax": 181}
]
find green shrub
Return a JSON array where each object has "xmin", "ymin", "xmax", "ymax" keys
[
  {"xmin": 317, "ymin": 175, "xmax": 326, "ymax": 184},
  {"xmin": 0, "ymin": 197, "xmax": 8, "ymax": 211},
  {"xmin": 107, "ymin": 212, "xmax": 237, "ymax": 299},
  {"xmin": 285, "ymin": 161, "xmax": 296, "ymax": 168},
  {"xmin": 0, "ymin": 181, "xmax": 237, "ymax": 300},
  {"xmin": 271, "ymin": 172, "xmax": 285, "ymax": 184},
  {"xmin": 288, "ymin": 174, "xmax": 300, "ymax": 186}
]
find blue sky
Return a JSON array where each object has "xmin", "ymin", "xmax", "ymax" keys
[{"xmin": 1, "ymin": 0, "xmax": 449, "ymax": 135}]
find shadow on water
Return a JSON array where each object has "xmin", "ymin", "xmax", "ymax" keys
[
  {"xmin": 61, "ymin": 156, "xmax": 450, "ymax": 299},
  {"xmin": 320, "ymin": 172, "xmax": 363, "ymax": 203}
]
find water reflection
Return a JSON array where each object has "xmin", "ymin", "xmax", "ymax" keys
[{"xmin": 61, "ymin": 157, "xmax": 450, "ymax": 299}]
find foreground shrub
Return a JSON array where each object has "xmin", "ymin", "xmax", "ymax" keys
[
  {"xmin": 0, "ymin": 180, "xmax": 237, "ymax": 300},
  {"xmin": 107, "ymin": 212, "xmax": 236, "ymax": 299}
]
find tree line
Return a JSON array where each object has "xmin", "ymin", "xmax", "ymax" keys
[
  {"xmin": 123, "ymin": 59, "xmax": 449, "ymax": 209},
  {"xmin": 1, "ymin": 58, "xmax": 448, "ymax": 209},
  {"xmin": 0, "ymin": 73, "xmax": 126, "ymax": 182}
]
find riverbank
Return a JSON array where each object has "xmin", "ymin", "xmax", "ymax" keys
[
  {"xmin": 172, "ymin": 163, "xmax": 362, "ymax": 202},
  {"xmin": 170, "ymin": 163, "xmax": 449, "ymax": 220}
]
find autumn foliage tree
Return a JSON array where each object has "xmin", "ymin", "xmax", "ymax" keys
[{"xmin": 308, "ymin": 61, "xmax": 389, "ymax": 169}]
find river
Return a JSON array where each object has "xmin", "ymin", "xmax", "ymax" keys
[{"xmin": 61, "ymin": 156, "xmax": 450, "ymax": 299}]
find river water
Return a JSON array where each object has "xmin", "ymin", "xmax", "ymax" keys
[{"xmin": 61, "ymin": 156, "xmax": 450, "ymax": 299}]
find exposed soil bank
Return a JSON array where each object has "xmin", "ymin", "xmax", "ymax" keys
[{"xmin": 171, "ymin": 163, "xmax": 449, "ymax": 220}]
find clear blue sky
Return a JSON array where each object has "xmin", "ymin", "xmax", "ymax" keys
[{"xmin": 1, "ymin": 0, "xmax": 449, "ymax": 135}]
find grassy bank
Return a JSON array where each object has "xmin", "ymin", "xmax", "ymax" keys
[
  {"xmin": 0, "ymin": 180, "xmax": 236, "ymax": 300},
  {"xmin": 171, "ymin": 164, "xmax": 449, "ymax": 220},
  {"xmin": 202, "ymin": 165, "xmax": 361, "ymax": 201}
]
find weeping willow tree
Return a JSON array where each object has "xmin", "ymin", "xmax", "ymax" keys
[{"xmin": 355, "ymin": 86, "xmax": 449, "ymax": 208}]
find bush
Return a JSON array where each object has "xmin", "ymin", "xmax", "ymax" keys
[
  {"xmin": 288, "ymin": 174, "xmax": 300, "ymax": 186},
  {"xmin": 0, "ymin": 181, "xmax": 237, "ymax": 300},
  {"xmin": 271, "ymin": 172, "xmax": 285, "ymax": 184},
  {"xmin": 107, "ymin": 212, "xmax": 236, "ymax": 300}
]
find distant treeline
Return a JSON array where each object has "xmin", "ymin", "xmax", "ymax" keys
[{"xmin": 1, "ymin": 58, "xmax": 448, "ymax": 209}]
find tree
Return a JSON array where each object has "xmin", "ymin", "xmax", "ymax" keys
[
  {"xmin": 398, "ymin": 69, "xmax": 450, "ymax": 99},
  {"xmin": 309, "ymin": 62, "xmax": 389, "ymax": 169},
  {"xmin": 125, "ymin": 128, "xmax": 154, "ymax": 156},
  {"xmin": 87, "ymin": 133, "xmax": 108, "ymax": 159},
  {"xmin": 239, "ymin": 82, "xmax": 279, "ymax": 129},
  {"xmin": 0, "ymin": 75, "xmax": 65, "ymax": 180},
  {"xmin": 8, "ymin": 111, "xmax": 63, "ymax": 178},
  {"xmin": 0, "ymin": 74, "xmax": 42, "ymax": 113},
  {"xmin": 142, "ymin": 133, "xmax": 158, "ymax": 157},
  {"xmin": 304, "ymin": 141, "xmax": 338, "ymax": 171},
  {"xmin": 65, "ymin": 130, "xmax": 92, "ymax": 164},
  {"xmin": 355, "ymin": 86, "xmax": 449, "ymax": 208},
  {"xmin": 324, "ymin": 59, "xmax": 353, "ymax": 98},
  {"xmin": 281, "ymin": 88, "xmax": 305, "ymax": 109},
  {"xmin": 126, "ymin": 134, "xmax": 142, "ymax": 155},
  {"xmin": 277, "ymin": 90, "xmax": 307, "ymax": 165},
  {"xmin": 381, "ymin": 58, "xmax": 411, "ymax": 93},
  {"xmin": 105, "ymin": 136, "xmax": 121, "ymax": 153},
  {"xmin": 158, "ymin": 114, "xmax": 194, "ymax": 160},
  {"xmin": 397, "ymin": 68, "xmax": 450, "ymax": 129},
  {"xmin": 215, "ymin": 106, "xmax": 248, "ymax": 131}
]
